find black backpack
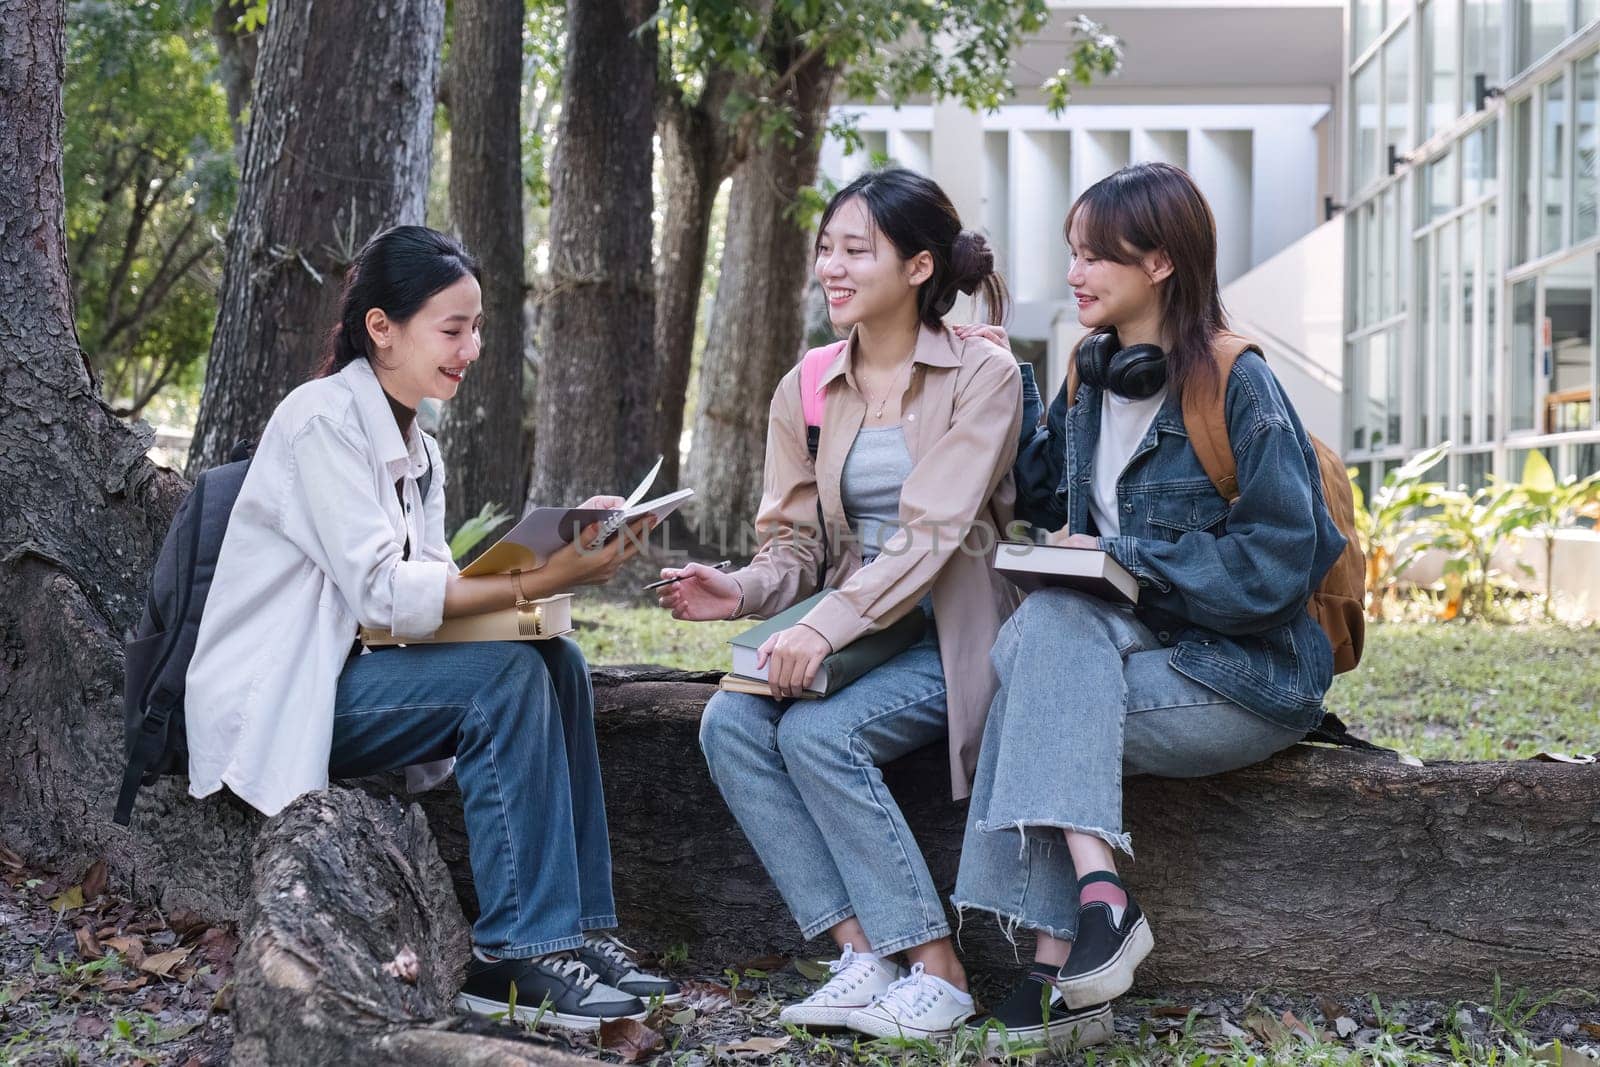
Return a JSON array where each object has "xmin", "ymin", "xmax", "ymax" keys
[{"xmin": 114, "ymin": 446, "xmax": 433, "ymax": 826}]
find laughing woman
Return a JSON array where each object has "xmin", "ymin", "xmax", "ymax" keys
[
  {"xmin": 656, "ymin": 167, "xmax": 1022, "ymax": 1040},
  {"xmin": 184, "ymin": 225, "xmax": 678, "ymax": 1032},
  {"xmin": 948, "ymin": 162, "xmax": 1348, "ymax": 1050}
]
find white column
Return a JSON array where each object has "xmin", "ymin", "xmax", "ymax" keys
[
  {"xmin": 1073, "ymin": 129, "xmax": 1130, "ymax": 192},
  {"xmin": 1191, "ymin": 128, "xmax": 1254, "ymax": 285},
  {"xmin": 982, "ymin": 131, "xmax": 1011, "ymax": 280},
  {"xmin": 931, "ymin": 98, "xmax": 984, "ymax": 226},
  {"xmin": 1010, "ymin": 130, "xmax": 1073, "ymax": 307}
]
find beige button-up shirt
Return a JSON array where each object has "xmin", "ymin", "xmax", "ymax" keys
[{"xmin": 730, "ymin": 325, "xmax": 1024, "ymax": 800}]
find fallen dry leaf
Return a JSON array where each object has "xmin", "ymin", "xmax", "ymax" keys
[
  {"xmin": 1282, "ymin": 1009, "xmax": 1317, "ymax": 1043},
  {"xmin": 75, "ymin": 925, "xmax": 104, "ymax": 960},
  {"xmin": 1318, "ymin": 997, "xmax": 1344, "ymax": 1022},
  {"xmin": 1531, "ymin": 1042, "xmax": 1600, "ymax": 1066},
  {"xmin": 50, "ymin": 885, "xmax": 84, "ymax": 912},
  {"xmin": 1217, "ymin": 1018, "xmax": 1249, "ymax": 1041},
  {"xmin": 80, "ymin": 858, "xmax": 109, "ymax": 901},
  {"xmin": 1335, "ymin": 1015, "xmax": 1359, "ymax": 1038},
  {"xmin": 74, "ymin": 1015, "xmax": 110, "ymax": 1039},
  {"xmin": 677, "ymin": 978, "xmax": 738, "ymax": 1010},
  {"xmin": 100, "ymin": 975, "xmax": 149, "ymax": 994},
  {"xmin": 1245, "ymin": 1012, "xmax": 1289, "ymax": 1044},
  {"xmin": 1152, "ymin": 1004, "xmax": 1199, "ymax": 1019},
  {"xmin": 792, "ymin": 957, "xmax": 832, "ymax": 982},
  {"xmin": 381, "ymin": 946, "xmax": 420, "ymax": 984},
  {"xmin": 0, "ymin": 844, "xmax": 24, "ymax": 871},
  {"xmin": 716, "ymin": 1036, "xmax": 792, "ymax": 1055},
  {"xmin": 139, "ymin": 947, "xmax": 191, "ymax": 977},
  {"xmin": 1581, "ymin": 1023, "xmax": 1600, "ymax": 1039},
  {"xmin": 196, "ymin": 927, "xmax": 240, "ymax": 972},
  {"xmin": 103, "ymin": 935, "xmax": 146, "ymax": 966},
  {"xmin": 597, "ymin": 1017, "xmax": 662, "ymax": 1063},
  {"xmin": 735, "ymin": 953, "xmax": 789, "ymax": 973},
  {"xmin": 1533, "ymin": 752, "xmax": 1596, "ymax": 764}
]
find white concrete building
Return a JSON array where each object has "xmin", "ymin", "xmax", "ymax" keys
[{"xmin": 819, "ymin": 0, "xmax": 1349, "ymax": 442}]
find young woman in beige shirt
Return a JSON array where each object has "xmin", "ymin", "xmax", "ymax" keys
[{"xmin": 656, "ymin": 167, "xmax": 1022, "ymax": 1039}]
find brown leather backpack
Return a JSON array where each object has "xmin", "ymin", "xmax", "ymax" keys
[{"xmin": 1067, "ymin": 330, "xmax": 1367, "ymax": 672}]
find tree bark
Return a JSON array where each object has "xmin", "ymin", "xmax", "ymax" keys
[
  {"xmin": 187, "ymin": 0, "xmax": 445, "ymax": 475},
  {"xmin": 439, "ymin": 0, "xmax": 529, "ymax": 533},
  {"xmin": 651, "ymin": 99, "xmax": 722, "ymax": 493},
  {"xmin": 0, "ymin": 0, "xmax": 242, "ymax": 912},
  {"xmin": 685, "ymin": 52, "xmax": 837, "ymax": 530},
  {"xmin": 526, "ymin": 0, "xmax": 656, "ymax": 510},
  {"xmin": 233, "ymin": 788, "xmax": 584, "ymax": 1066},
  {"xmin": 209, "ymin": 0, "xmax": 260, "ymax": 153}
]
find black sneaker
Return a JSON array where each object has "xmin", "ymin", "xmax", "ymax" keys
[
  {"xmin": 574, "ymin": 934, "xmax": 683, "ymax": 1005},
  {"xmin": 966, "ymin": 967, "xmax": 1113, "ymax": 1054},
  {"xmin": 1053, "ymin": 873, "xmax": 1154, "ymax": 1009},
  {"xmin": 455, "ymin": 951, "xmax": 647, "ymax": 1030}
]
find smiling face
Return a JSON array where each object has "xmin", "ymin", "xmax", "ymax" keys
[
  {"xmin": 813, "ymin": 195, "xmax": 931, "ymax": 331},
  {"xmin": 365, "ymin": 274, "xmax": 483, "ymax": 407},
  {"xmin": 1065, "ymin": 212, "xmax": 1170, "ymax": 336}
]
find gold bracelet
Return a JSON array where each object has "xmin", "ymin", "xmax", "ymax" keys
[{"xmin": 511, "ymin": 570, "xmax": 532, "ymax": 607}]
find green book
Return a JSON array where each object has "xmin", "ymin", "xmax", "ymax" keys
[{"xmin": 724, "ymin": 591, "xmax": 928, "ymax": 698}]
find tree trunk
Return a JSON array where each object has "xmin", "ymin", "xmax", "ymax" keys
[
  {"xmin": 439, "ymin": 0, "xmax": 528, "ymax": 534},
  {"xmin": 651, "ymin": 100, "xmax": 721, "ymax": 493},
  {"xmin": 233, "ymin": 788, "xmax": 584, "ymax": 1066},
  {"xmin": 187, "ymin": 0, "xmax": 445, "ymax": 475},
  {"xmin": 526, "ymin": 0, "xmax": 656, "ymax": 510},
  {"xmin": 0, "ymin": 0, "xmax": 239, "ymax": 909},
  {"xmin": 209, "ymin": 0, "xmax": 260, "ymax": 153},
  {"xmin": 685, "ymin": 54, "xmax": 837, "ymax": 530}
]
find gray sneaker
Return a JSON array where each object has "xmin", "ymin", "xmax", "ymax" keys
[
  {"xmin": 455, "ymin": 951, "xmax": 647, "ymax": 1030},
  {"xmin": 574, "ymin": 934, "xmax": 683, "ymax": 1005}
]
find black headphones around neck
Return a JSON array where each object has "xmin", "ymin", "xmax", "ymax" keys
[{"xmin": 1076, "ymin": 330, "xmax": 1168, "ymax": 400}]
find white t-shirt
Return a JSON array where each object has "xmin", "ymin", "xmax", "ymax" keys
[{"xmin": 1089, "ymin": 387, "xmax": 1169, "ymax": 538}]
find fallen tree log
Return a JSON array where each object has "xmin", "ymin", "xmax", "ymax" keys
[
  {"xmin": 233, "ymin": 787, "xmax": 587, "ymax": 1066},
  {"xmin": 397, "ymin": 668, "xmax": 1600, "ymax": 997}
]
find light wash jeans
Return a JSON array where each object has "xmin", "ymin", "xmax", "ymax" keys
[
  {"xmin": 699, "ymin": 626, "xmax": 951, "ymax": 955},
  {"xmin": 952, "ymin": 588, "xmax": 1304, "ymax": 942},
  {"xmin": 329, "ymin": 637, "xmax": 618, "ymax": 958}
]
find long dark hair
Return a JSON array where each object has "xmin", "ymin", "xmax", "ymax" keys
[
  {"xmin": 1065, "ymin": 162, "xmax": 1227, "ymax": 397},
  {"xmin": 815, "ymin": 166, "xmax": 1009, "ymax": 330},
  {"xmin": 315, "ymin": 225, "xmax": 480, "ymax": 378}
]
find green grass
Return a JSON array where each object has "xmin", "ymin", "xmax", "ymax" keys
[
  {"xmin": 572, "ymin": 595, "xmax": 1600, "ymax": 763},
  {"xmin": 1325, "ymin": 622, "xmax": 1600, "ymax": 761}
]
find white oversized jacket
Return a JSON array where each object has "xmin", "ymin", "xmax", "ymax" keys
[{"xmin": 185, "ymin": 358, "xmax": 455, "ymax": 816}]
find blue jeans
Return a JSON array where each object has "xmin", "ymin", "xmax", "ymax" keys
[
  {"xmin": 952, "ymin": 589, "xmax": 1303, "ymax": 941},
  {"xmin": 698, "ymin": 628, "xmax": 950, "ymax": 955},
  {"xmin": 329, "ymin": 638, "xmax": 617, "ymax": 958}
]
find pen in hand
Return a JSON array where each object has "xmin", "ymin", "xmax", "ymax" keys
[{"xmin": 644, "ymin": 560, "xmax": 732, "ymax": 591}]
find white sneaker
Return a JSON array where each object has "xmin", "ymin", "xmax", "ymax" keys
[
  {"xmin": 844, "ymin": 962, "xmax": 975, "ymax": 1039},
  {"xmin": 778, "ymin": 943, "xmax": 905, "ymax": 1029}
]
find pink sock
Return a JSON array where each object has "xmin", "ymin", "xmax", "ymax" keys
[{"xmin": 1079, "ymin": 875, "xmax": 1127, "ymax": 924}]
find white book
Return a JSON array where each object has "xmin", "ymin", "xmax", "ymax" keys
[{"xmin": 995, "ymin": 542, "xmax": 1140, "ymax": 606}]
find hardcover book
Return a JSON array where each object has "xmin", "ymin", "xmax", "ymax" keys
[
  {"xmin": 720, "ymin": 591, "xmax": 928, "ymax": 698},
  {"xmin": 361, "ymin": 594, "xmax": 574, "ymax": 647},
  {"xmin": 994, "ymin": 542, "xmax": 1140, "ymax": 606}
]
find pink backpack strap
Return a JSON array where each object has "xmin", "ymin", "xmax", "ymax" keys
[{"xmin": 799, "ymin": 341, "xmax": 846, "ymax": 430}]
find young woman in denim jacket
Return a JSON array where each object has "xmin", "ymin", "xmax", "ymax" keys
[
  {"xmin": 656, "ymin": 168, "xmax": 1023, "ymax": 1039},
  {"xmin": 948, "ymin": 162, "xmax": 1347, "ymax": 1051}
]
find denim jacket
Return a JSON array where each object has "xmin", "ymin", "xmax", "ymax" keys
[{"xmin": 1013, "ymin": 349, "xmax": 1347, "ymax": 731}]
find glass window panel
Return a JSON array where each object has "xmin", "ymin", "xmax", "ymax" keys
[
  {"xmin": 1463, "ymin": 0, "xmax": 1503, "ymax": 110},
  {"xmin": 1356, "ymin": 0, "xmax": 1386, "ymax": 56},
  {"xmin": 1369, "ymin": 331, "xmax": 1397, "ymax": 450},
  {"xmin": 1436, "ymin": 224, "xmax": 1456, "ymax": 443},
  {"xmin": 1428, "ymin": 149, "xmax": 1458, "ymax": 219},
  {"xmin": 1382, "ymin": 189, "xmax": 1399, "ymax": 319},
  {"xmin": 1542, "ymin": 74, "xmax": 1569, "ymax": 256},
  {"xmin": 1544, "ymin": 254, "xmax": 1596, "ymax": 432},
  {"xmin": 1364, "ymin": 203, "xmax": 1383, "ymax": 326},
  {"xmin": 1355, "ymin": 60, "xmax": 1382, "ymax": 191},
  {"xmin": 1579, "ymin": 53, "xmax": 1600, "ymax": 241},
  {"xmin": 1462, "ymin": 213, "xmax": 1478, "ymax": 441},
  {"xmin": 1462, "ymin": 122, "xmax": 1498, "ymax": 200},
  {"xmin": 1424, "ymin": 0, "xmax": 1458, "ymax": 137},
  {"xmin": 1511, "ymin": 276, "xmax": 1539, "ymax": 431},
  {"xmin": 1458, "ymin": 451, "xmax": 1493, "ymax": 490},
  {"xmin": 1350, "ymin": 339, "xmax": 1372, "ymax": 450},
  {"xmin": 1575, "ymin": 441, "xmax": 1600, "ymax": 477},
  {"xmin": 1486, "ymin": 204, "xmax": 1499, "ymax": 439},
  {"xmin": 1584, "ymin": 0, "xmax": 1600, "ymax": 29},
  {"xmin": 1418, "ymin": 236, "xmax": 1432, "ymax": 440},
  {"xmin": 1514, "ymin": 96, "xmax": 1535, "ymax": 264},
  {"xmin": 1519, "ymin": 0, "xmax": 1570, "ymax": 72},
  {"xmin": 1388, "ymin": 24, "xmax": 1412, "ymax": 150}
]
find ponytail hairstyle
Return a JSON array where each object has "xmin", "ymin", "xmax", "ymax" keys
[
  {"xmin": 1064, "ymin": 161, "xmax": 1227, "ymax": 398},
  {"xmin": 315, "ymin": 224, "xmax": 481, "ymax": 378},
  {"xmin": 815, "ymin": 166, "xmax": 1009, "ymax": 329}
]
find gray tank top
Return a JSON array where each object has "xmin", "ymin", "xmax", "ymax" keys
[{"xmin": 840, "ymin": 425, "xmax": 913, "ymax": 563}]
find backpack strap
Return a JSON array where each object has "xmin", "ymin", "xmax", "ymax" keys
[
  {"xmin": 799, "ymin": 341, "xmax": 847, "ymax": 459},
  {"xmin": 1180, "ymin": 334, "xmax": 1260, "ymax": 505}
]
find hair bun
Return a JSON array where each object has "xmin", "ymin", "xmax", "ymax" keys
[{"xmin": 950, "ymin": 230, "xmax": 996, "ymax": 295}]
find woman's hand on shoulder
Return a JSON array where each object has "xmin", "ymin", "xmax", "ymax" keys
[
  {"xmin": 656, "ymin": 562, "xmax": 741, "ymax": 621},
  {"xmin": 951, "ymin": 323, "xmax": 1010, "ymax": 350},
  {"xmin": 757, "ymin": 624, "xmax": 832, "ymax": 699}
]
